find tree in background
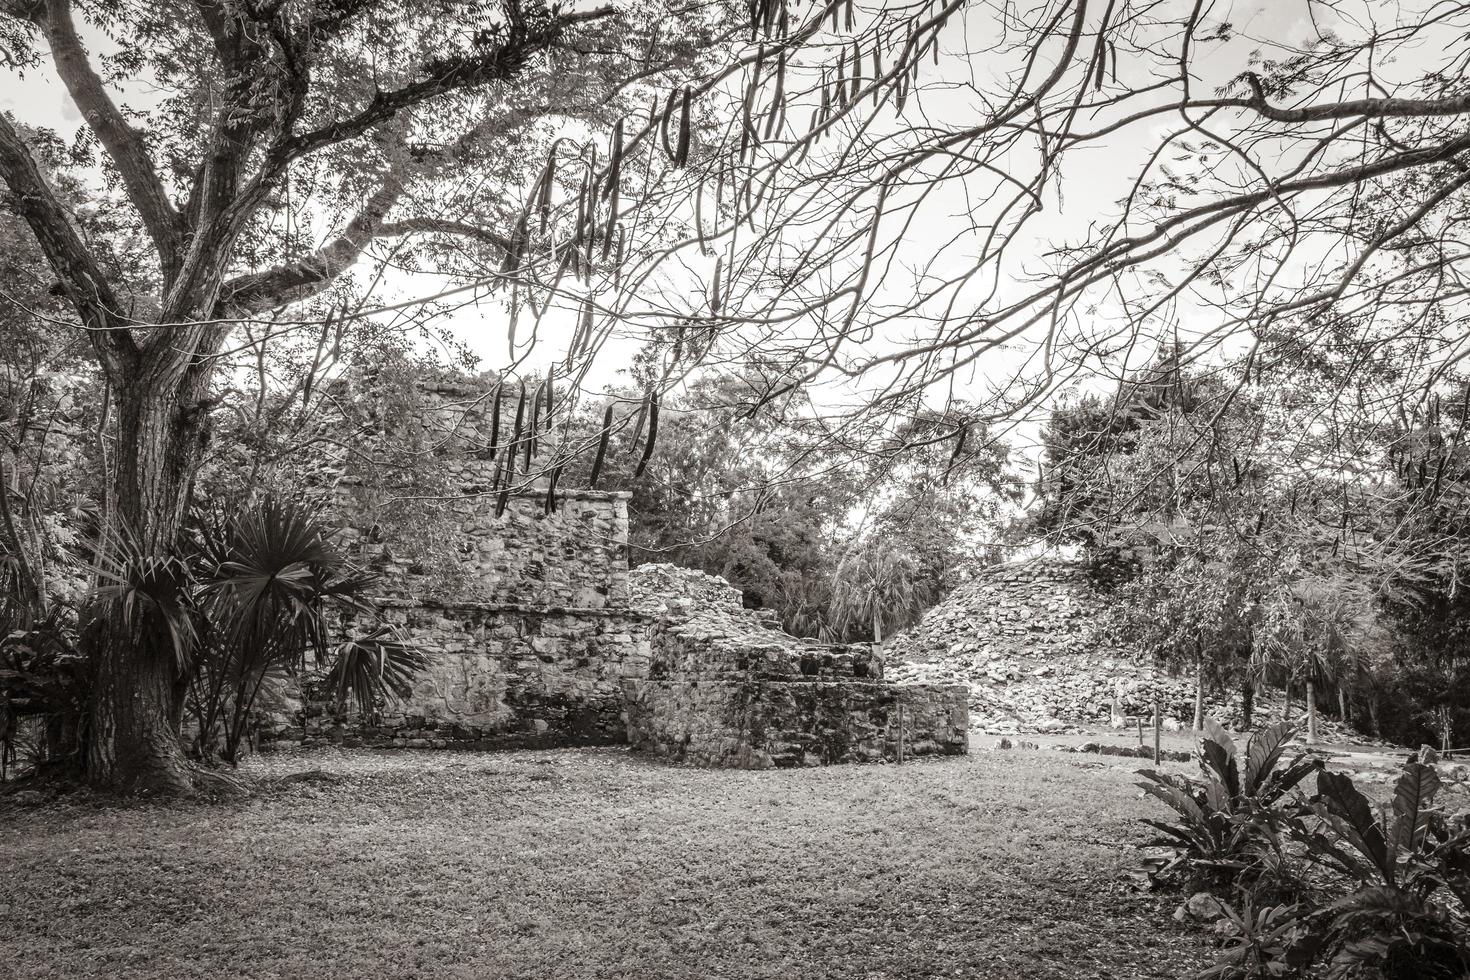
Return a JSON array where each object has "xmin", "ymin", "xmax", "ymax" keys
[{"xmin": 560, "ymin": 369, "xmax": 1015, "ymax": 638}]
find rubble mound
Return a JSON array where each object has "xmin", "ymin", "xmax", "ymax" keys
[
  {"xmin": 884, "ymin": 557, "xmax": 1255, "ymax": 736},
  {"xmin": 628, "ymin": 562, "xmax": 747, "ymax": 621}
]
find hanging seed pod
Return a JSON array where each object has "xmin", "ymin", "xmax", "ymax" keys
[
  {"xmin": 634, "ymin": 391, "xmax": 660, "ymax": 478},
  {"xmin": 741, "ymin": 45, "xmax": 765, "ymax": 153},
  {"xmin": 613, "ymin": 227, "xmax": 625, "ymax": 289},
  {"xmin": 602, "ymin": 129, "xmax": 623, "ymax": 259},
  {"xmin": 844, "ymin": 0, "xmax": 853, "ymax": 31},
  {"xmin": 602, "ymin": 119, "xmax": 624, "ymax": 201},
  {"xmin": 835, "ymin": 47, "xmax": 846, "ymax": 105},
  {"xmin": 1431, "ymin": 455, "xmax": 1446, "ymax": 500},
  {"xmin": 510, "ymin": 383, "xmax": 527, "ymax": 464},
  {"xmin": 589, "ymin": 403, "xmax": 614, "ymax": 489},
  {"xmin": 527, "ymin": 382, "xmax": 543, "ymax": 468},
  {"xmin": 535, "ymin": 144, "xmax": 559, "ymax": 233},
  {"xmin": 674, "ymin": 88, "xmax": 692, "ymax": 167},
  {"xmin": 943, "ymin": 423, "xmax": 968, "ymax": 485},
  {"xmin": 574, "ymin": 171, "xmax": 589, "ymax": 247},
  {"xmin": 672, "ymin": 321, "xmax": 686, "ymax": 365},
  {"xmin": 763, "ymin": 0, "xmax": 778, "ymax": 37},
  {"xmin": 872, "ymin": 42, "xmax": 881, "ymax": 106},
  {"xmin": 710, "ymin": 255, "xmax": 723, "ymax": 313},
  {"xmin": 543, "ymin": 365, "xmax": 555, "ymax": 426},
  {"xmin": 763, "ymin": 51, "xmax": 786, "ymax": 140},
  {"xmin": 573, "ymin": 294, "xmax": 596, "ymax": 358},
  {"xmin": 628, "ymin": 390, "xmax": 651, "ymax": 453},
  {"xmin": 507, "ymin": 288, "xmax": 520, "ymax": 357},
  {"xmin": 487, "ymin": 384, "xmax": 502, "ymax": 461},
  {"xmin": 660, "ymin": 87, "xmax": 680, "ymax": 160},
  {"xmin": 850, "ymin": 40, "xmax": 861, "ymax": 102},
  {"xmin": 544, "ymin": 464, "xmax": 561, "ymax": 515},
  {"xmin": 695, "ymin": 178, "xmax": 709, "ymax": 252},
  {"xmin": 1232, "ymin": 457, "xmax": 1241, "ymax": 486}
]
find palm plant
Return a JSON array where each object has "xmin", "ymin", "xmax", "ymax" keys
[
  {"xmin": 89, "ymin": 496, "xmax": 424, "ymax": 764},
  {"xmin": 829, "ymin": 539, "xmax": 935, "ymax": 644}
]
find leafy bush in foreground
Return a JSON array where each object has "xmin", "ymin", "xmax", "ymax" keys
[
  {"xmin": 1145, "ymin": 720, "xmax": 1470, "ymax": 979},
  {"xmin": 1138, "ymin": 720, "xmax": 1318, "ymax": 887}
]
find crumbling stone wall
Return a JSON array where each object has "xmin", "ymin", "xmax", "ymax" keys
[
  {"xmin": 264, "ymin": 489, "xmax": 650, "ymax": 750},
  {"xmin": 339, "ymin": 489, "xmax": 632, "ymax": 608},
  {"xmin": 623, "ymin": 565, "xmax": 969, "ymax": 767},
  {"xmin": 264, "ymin": 374, "xmax": 971, "ymax": 762}
]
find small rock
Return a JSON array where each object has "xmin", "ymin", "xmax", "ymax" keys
[{"xmin": 1184, "ymin": 891, "xmax": 1224, "ymax": 921}]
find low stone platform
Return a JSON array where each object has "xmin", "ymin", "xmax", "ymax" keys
[{"xmin": 623, "ymin": 565, "xmax": 969, "ymax": 768}]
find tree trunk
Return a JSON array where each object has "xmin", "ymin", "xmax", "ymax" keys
[
  {"xmin": 871, "ymin": 606, "xmax": 883, "ymax": 646},
  {"xmin": 1337, "ymin": 685, "xmax": 1348, "ymax": 724},
  {"xmin": 1192, "ymin": 654, "xmax": 1205, "ymax": 731},
  {"xmin": 86, "ymin": 367, "xmax": 212, "ymax": 794},
  {"xmin": 1306, "ymin": 680, "xmax": 1319, "ymax": 744},
  {"xmin": 1283, "ymin": 681, "xmax": 1293, "ymax": 722},
  {"xmin": 1367, "ymin": 690, "xmax": 1381, "ymax": 738},
  {"xmin": 1241, "ymin": 680, "xmax": 1254, "ymax": 729}
]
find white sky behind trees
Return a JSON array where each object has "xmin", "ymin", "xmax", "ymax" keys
[{"xmin": 2, "ymin": 0, "xmax": 1455, "ymax": 480}]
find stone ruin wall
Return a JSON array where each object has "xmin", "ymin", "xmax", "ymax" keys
[
  {"xmin": 623, "ymin": 565, "xmax": 969, "ymax": 767},
  {"xmin": 262, "ymin": 489, "xmax": 652, "ymax": 750},
  {"xmin": 262, "ymin": 375, "xmax": 970, "ymax": 764}
]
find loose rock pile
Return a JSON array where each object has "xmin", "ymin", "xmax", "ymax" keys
[{"xmin": 884, "ymin": 557, "xmax": 1361, "ymax": 740}]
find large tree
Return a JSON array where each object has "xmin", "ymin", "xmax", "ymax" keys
[{"xmin": 0, "ymin": 0, "xmax": 772, "ymax": 792}]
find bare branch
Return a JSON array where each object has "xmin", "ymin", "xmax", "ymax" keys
[{"xmin": 279, "ymin": 5, "xmax": 617, "ymax": 164}]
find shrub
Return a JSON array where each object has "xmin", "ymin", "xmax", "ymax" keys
[
  {"xmin": 0, "ymin": 610, "xmax": 86, "ymax": 778},
  {"xmin": 85, "ymin": 495, "xmax": 426, "ymax": 766},
  {"xmin": 1285, "ymin": 759, "xmax": 1470, "ymax": 978},
  {"xmin": 1138, "ymin": 719, "xmax": 1319, "ymax": 887},
  {"xmin": 1147, "ymin": 723, "xmax": 1470, "ymax": 979}
]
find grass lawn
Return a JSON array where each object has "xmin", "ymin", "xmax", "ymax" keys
[{"xmin": 1, "ymin": 746, "xmax": 1209, "ymax": 980}]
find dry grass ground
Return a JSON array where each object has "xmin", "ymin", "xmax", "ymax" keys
[{"xmin": 0, "ymin": 746, "xmax": 1209, "ymax": 980}]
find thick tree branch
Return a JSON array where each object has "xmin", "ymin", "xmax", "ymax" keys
[
  {"xmin": 1237, "ymin": 73, "xmax": 1470, "ymax": 124},
  {"xmin": 216, "ymin": 174, "xmax": 408, "ymax": 314},
  {"xmin": 278, "ymin": 4, "xmax": 615, "ymax": 164},
  {"xmin": 35, "ymin": 0, "xmax": 183, "ymax": 278},
  {"xmin": 374, "ymin": 217, "xmax": 516, "ymax": 252},
  {"xmin": 0, "ymin": 111, "xmax": 135, "ymax": 370}
]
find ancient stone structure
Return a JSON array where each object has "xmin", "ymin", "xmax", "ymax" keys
[
  {"xmin": 623, "ymin": 565, "xmax": 970, "ymax": 766},
  {"xmin": 264, "ymin": 490, "xmax": 653, "ymax": 750},
  {"xmin": 885, "ymin": 556, "xmax": 1242, "ymax": 734},
  {"xmin": 259, "ymin": 373, "xmax": 969, "ymax": 764}
]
